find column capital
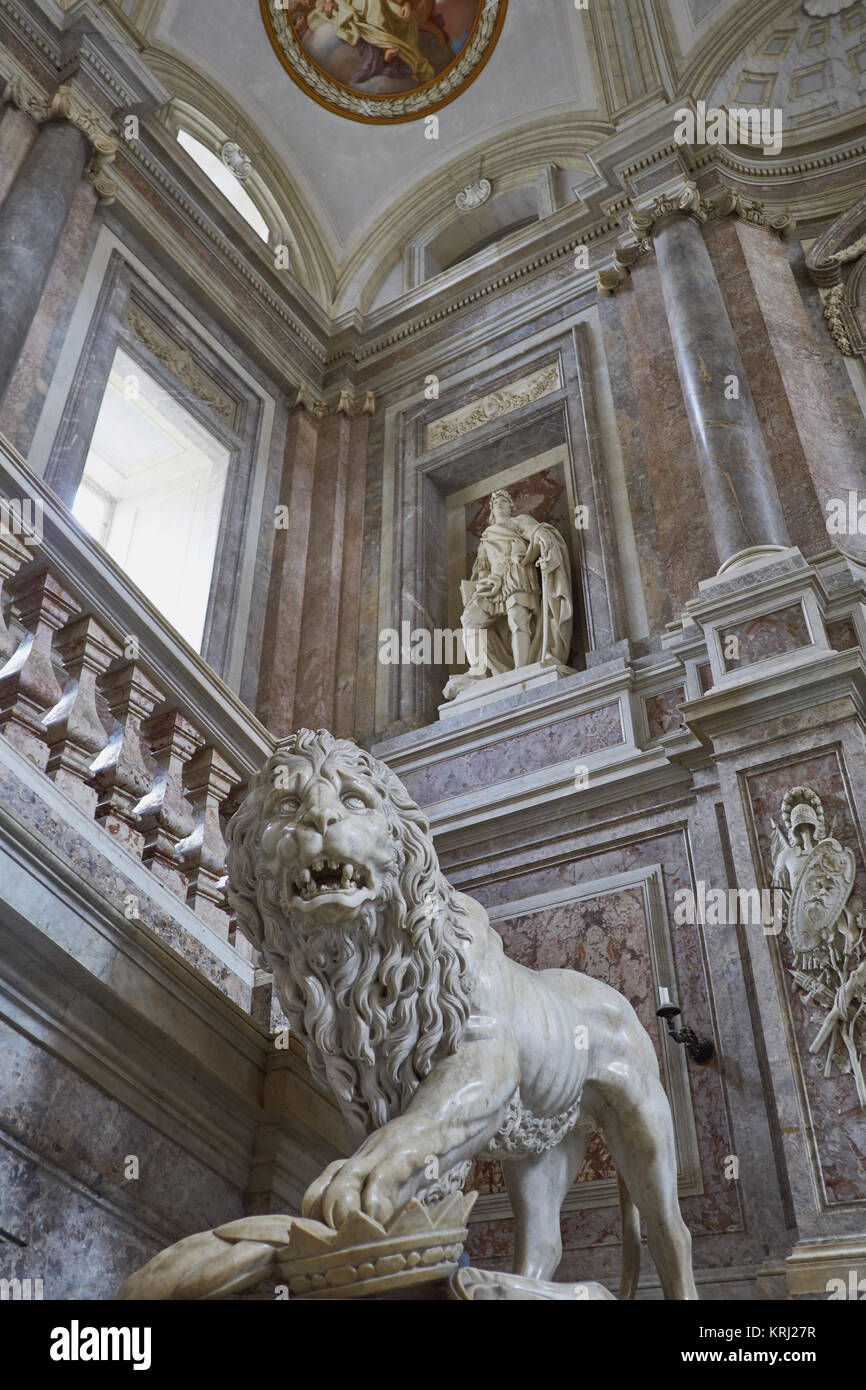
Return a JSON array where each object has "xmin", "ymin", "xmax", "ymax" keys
[
  {"xmin": 597, "ymin": 179, "xmax": 795, "ymax": 296},
  {"xmin": 628, "ymin": 179, "xmax": 707, "ymax": 238},
  {"xmin": 1, "ymin": 77, "xmax": 118, "ymax": 203}
]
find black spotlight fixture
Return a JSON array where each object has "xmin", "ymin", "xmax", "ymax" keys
[{"xmin": 656, "ymin": 1000, "xmax": 715, "ymax": 1065}]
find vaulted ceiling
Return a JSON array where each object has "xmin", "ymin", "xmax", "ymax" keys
[{"xmin": 118, "ymin": 0, "xmax": 866, "ymax": 311}]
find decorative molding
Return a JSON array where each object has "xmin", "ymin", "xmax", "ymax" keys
[
  {"xmin": 455, "ymin": 179, "xmax": 492, "ymax": 213},
  {"xmin": 219, "ymin": 140, "xmax": 252, "ymax": 181},
  {"xmin": 425, "ymin": 362, "xmax": 561, "ymax": 450},
  {"xmin": 808, "ymin": 194, "xmax": 866, "ymax": 357},
  {"xmin": 291, "ymin": 383, "xmax": 375, "ymax": 418},
  {"xmin": 824, "ymin": 283, "xmax": 854, "ymax": 354},
  {"xmin": 122, "ymin": 134, "xmax": 326, "ymax": 367},
  {"xmin": 126, "ymin": 302, "xmax": 237, "ymax": 423}
]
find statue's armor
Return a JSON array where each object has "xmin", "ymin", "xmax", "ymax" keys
[{"xmin": 471, "ymin": 519, "xmax": 540, "ymax": 615}]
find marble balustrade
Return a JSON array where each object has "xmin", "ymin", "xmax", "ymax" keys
[{"xmin": 0, "ymin": 434, "xmax": 277, "ymax": 952}]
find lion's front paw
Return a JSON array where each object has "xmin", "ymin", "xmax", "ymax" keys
[{"xmin": 302, "ymin": 1144, "xmax": 418, "ymax": 1228}]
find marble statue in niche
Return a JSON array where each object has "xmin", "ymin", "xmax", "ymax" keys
[
  {"xmin": 771, "ymin": 785, "xmax": 866, "ymax": 1108},
  {"xmin": 118, "ymin": 729, "xmax": 697, "ymax": 1301},
  {"xmin": 444, "ymin": 489, "xmax": 573, "ymax": 701}
]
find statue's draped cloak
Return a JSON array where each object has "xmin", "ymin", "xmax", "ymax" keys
[{"xmin": 469, "ymin": 516, "xmax": 574, "ymax": 671}]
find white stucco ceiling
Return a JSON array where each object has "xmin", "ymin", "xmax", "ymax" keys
[{"xmin": 154, "ymin": 0, "xmax": 597, "ymax": 250}]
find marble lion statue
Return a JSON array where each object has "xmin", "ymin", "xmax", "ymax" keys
[{"xmin": 121, "ymin": 729, "xmax": 697, "ymax": 1300}]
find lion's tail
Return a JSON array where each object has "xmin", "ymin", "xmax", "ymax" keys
[{"xmin": 617, "ymin": 1171, "xmax": 640, "ymax": 1300}]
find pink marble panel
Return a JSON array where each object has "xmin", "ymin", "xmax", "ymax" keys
[
  {"xmin": 464, "ymin": 833, "xmax": 741, "ymax": 1264},
  {"xmin": 399, "ymin": 701, "xmax": 623, "ymax": 803},
  {"xmin": 826, "ymin": 617, "xmax": 858, "ymax": 653},
  {"xmin": 720, "ymin": 603, "xmax": 811, "ymax": 670},
  {"xmin": 645, "ymin": 686, "xmax": 685, "ymax": 740}
]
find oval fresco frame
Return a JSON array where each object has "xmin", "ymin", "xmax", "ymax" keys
[{"xmin": 259, "ymin": 0, "xmax": 509, "ymax": 125}]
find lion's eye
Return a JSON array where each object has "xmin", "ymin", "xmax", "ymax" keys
[
  {"xmin": 342, "ymin": 793, "xmax": 368, "ymax": 811},
  {"xmin": 274, "ymin": 796, "xmax": 300, "ymax": 817}
]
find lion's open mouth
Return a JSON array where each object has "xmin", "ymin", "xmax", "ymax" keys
[{"xmin": 292, "ymin": 858, "xmax": 370, "ymax": 900}]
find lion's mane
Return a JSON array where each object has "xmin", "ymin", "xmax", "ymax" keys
[{"xmin": 226, "ymin": 729, "xmax": 473, "ymax": 1134}]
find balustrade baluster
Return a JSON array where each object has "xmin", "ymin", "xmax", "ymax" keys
[
  {"xmin": 133, "ymin": 709, "xmax": 203, "ymax": 897},
  {"xmin": 43, "ymin": 613, "xmax": 121, "ymax": 812},
  {"xmin": 0, "ymin": 566, "xmax": 79, "ymax": 768},
  {"xmin": 175, "ymin": 745, "xmax": 242, "ymax": 936},
  {"xmin": 0, "ymin": 529, "xmax": 30, "ymax": 662},
  {"xmin": 90, "ymin": 660, "xmax": 165, "ymax": 855}
]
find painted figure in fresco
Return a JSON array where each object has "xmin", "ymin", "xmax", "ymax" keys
[
  {"xmin": 306, "ymin": 0, "xmax": 448, "ymax": 83},
  {"xmin": 444, "ymin": 490, "xmax": 573, "ymax": 700}
]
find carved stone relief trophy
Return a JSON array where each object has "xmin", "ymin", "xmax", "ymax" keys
[{"xmin": 771, "ymin": 786, "xmax": 866, "ymax": 1108}]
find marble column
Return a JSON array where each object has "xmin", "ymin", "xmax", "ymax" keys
[
  {"xmin": 0, "ymin": 118, "xmax": 89, "ymax": 404},
  {"xmin": 649, "ymin": 208, "xmax": 790, "ymax": 568}
]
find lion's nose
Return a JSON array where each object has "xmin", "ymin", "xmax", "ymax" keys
[{"xmin": 299, "ymin": 801, "xmax": 341, "ymax": 834}]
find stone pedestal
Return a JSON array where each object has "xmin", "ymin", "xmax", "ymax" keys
[{"xmin": 439, "ymin": 659, "xmax": 575, "ymax": 719}]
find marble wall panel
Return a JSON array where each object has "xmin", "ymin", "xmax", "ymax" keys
[
  {"xmin": 0, "ymin": 180, "xmax": 97, "ymax": 454},
  {"xmin": 0, "ymin": 1029, "xmax": 246, "ymax": 1299},
  {"xmin": 745, "ymin": 749, "xmax": 866, "ymax": 1206},
  {"xmin": 826, "ymin": 616, "xmax": 858, "ymax": 652},
  {"xmin": 399, "ymin": 701, "xmax": 622, "ymax": 804},
  {"xmin": 461, "ymin": 828, "xmax": 742, "ymax": 1269},
  {"xmin": 645, "ymin": 686, "xmax": 686, "ymax": 739},
  {"xmin": 720, "ymin": 603, "xmax": 812, "ymax": 670}
]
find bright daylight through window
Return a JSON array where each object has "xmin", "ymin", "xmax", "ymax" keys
[{"xmin": 72, "ymin": 347, "xmax": 230, "ymax": 651}]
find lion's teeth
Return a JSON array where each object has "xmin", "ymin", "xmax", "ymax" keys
[
  {"xmin": 341, "ymin": 863, "xmax": 353, "ymax": 884},
  {"xmin": 312, "ymin": 858, "xmax": 324, "ymax": 872}
]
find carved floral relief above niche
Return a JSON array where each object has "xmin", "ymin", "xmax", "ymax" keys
[
  {"xmin": 425, "ymin": 362, "xmax": 560, "ymax": 449},
  {"xmin": 125, "ymin": 303, "xmax": 237, "ymax": 425}
]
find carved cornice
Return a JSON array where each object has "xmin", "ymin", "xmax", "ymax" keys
[{"xmin": 1, "ymin": 77, "xmax": 119, "ymax": 203}]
